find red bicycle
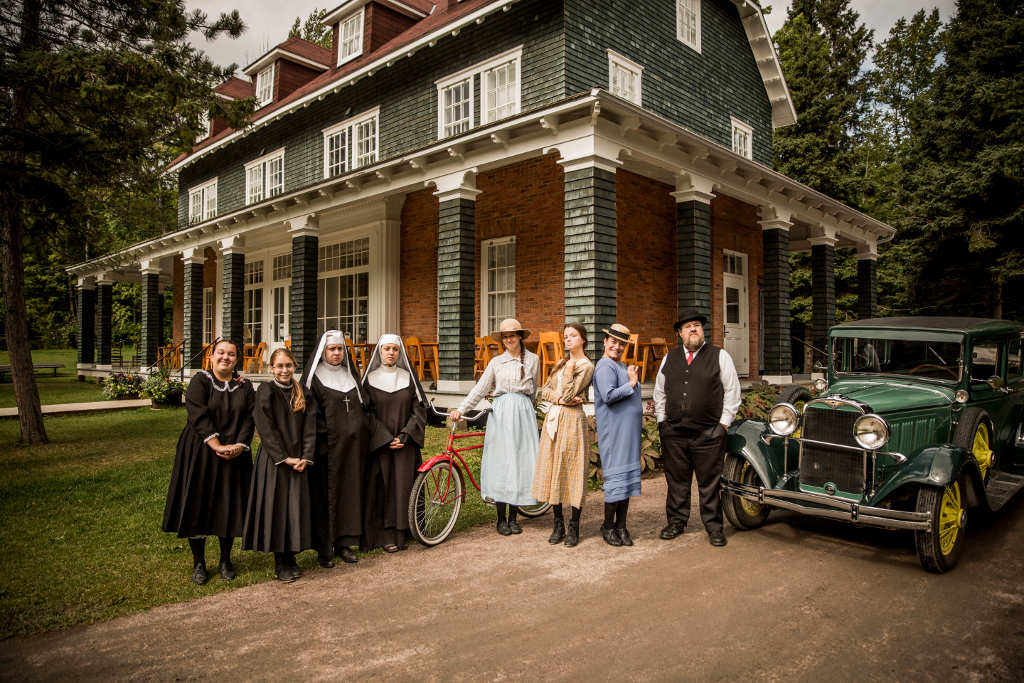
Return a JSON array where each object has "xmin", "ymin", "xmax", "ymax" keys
[{"xmin": 407, "ymin": 407, "xmax": 550, "ymax": 546}]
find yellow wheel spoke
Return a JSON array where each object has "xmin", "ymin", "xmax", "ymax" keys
[{"xmin": 937, "ymin": 483, "xmax": 962, "ymax": 556}]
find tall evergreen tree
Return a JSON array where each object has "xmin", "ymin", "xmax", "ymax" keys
[
  {"xmin": 0, "ymin": 0, "xmax": 252, "ymax": 444},
  {"xmin": 904, "ymin": 0, "xmax": 1024, "ymax": 318},
  {"xmin": 288, "ymin": 7, "xmax": 331, "ymax": 49}
]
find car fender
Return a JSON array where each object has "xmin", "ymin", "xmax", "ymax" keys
[
  {"xmin": 726, "ymin": 419, "xmax": 782, "ymax": 488},
  {"xmin": 872, "ymin": 445, "xmax": 985, "ymax": 506}
]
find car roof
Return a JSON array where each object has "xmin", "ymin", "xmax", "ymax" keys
[{"xmin": 832, "ymin": 317, "xmax": 1024, "ymax": 336}]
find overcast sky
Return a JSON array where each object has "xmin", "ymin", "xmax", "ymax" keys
[{"xmin": 187, "ymin": 1, "xmax": 958, "ymax": 73}]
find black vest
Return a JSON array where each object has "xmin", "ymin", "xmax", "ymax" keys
[{"xmin": 660, "ymin": 344, "xmax": 723, "ymax": 430}]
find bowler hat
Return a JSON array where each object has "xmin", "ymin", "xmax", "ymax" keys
[
  {"xmin": 602, "ymin": 323, "xmax": 632, "ymax": 343},
  {"xmin": 674, "ymin": 310, "xmax": 708, "ymax": 331}
]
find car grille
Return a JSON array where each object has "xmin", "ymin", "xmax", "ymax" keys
[{"xmin": 801, "ymin": 407, "xmax": 864, "ymax": 493}]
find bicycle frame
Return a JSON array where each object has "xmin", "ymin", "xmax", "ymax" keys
[{"xmin": 417, "ymin": 424, "xmax": 485, "ymax": 502}]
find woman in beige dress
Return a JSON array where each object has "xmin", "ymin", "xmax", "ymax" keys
[{"xmin": 532, "ymin": 322, "xmax": 594, "ymax": 547}]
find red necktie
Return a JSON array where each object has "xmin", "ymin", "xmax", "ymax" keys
[{"xmin": 686, "ymin": 351, "xmax": 693, "ymax": 366}]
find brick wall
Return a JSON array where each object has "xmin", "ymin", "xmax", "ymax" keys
[
  {"xmin": 400, "ymin": 188, "xmax": 439, "ymax": 339},
  {"xmin": 475, "ymin": 155, "xmax": 565, "ymax": 338},
  {"xmin": 710, "ymin": 194, "xmax": 763, "ymax": 378},
  {"xmin": 616, "ymin": 169, "xmax": 677, "ymax": 341}
]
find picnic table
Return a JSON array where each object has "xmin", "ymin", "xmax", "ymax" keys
[{"xmin": 0, "ymin": 363, "xmax": 65, "ymax": 382}]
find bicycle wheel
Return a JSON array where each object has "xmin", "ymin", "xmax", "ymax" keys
[
  {"xmin": 408, "ymin": 460, "xmax": 464, "ymax": 546},
  {"xmin": 516, "ymin": 501, "xmax": 551, "ymax": 518}
]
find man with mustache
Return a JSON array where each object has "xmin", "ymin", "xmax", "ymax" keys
[{"xmin": 653, "ymin": 311, "xmax": 741, "ymax": 547}]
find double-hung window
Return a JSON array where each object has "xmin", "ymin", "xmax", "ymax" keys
[
  {"xmin": 245, "ymin": 148, "xmax": 284, "ymax": 204},
  {"xmin": 270, "ymin": 254, "xmax": 291, "ymax": 343},
  {"xmin": 436, "ymin": 46, "xmax": 522, "ymax": 140},
  {"xmin": 338, "ymin": 10, "xmax": 364, "ymax": 66},
  {"xmin": 607, "ymin": 50, "xmax": 643, "ymax": 105},
  {"xmin": 244, "ymin": 260, "xmax": 264, "ymax": 344},
  {"xmin": 322, "ymin": 108, "xmax": 379, "ymax": 178},
  {"xmin": 202, "ymin": 287, "xmax": 214, "ymax": 345},
  {"xmin": 677, "ymin": 0, "xmax": 701, "ymax": 52},
  {"xmin": 481, "ymin": 236, "xmax": 516, "ymax": 337},
  {"xmin": 731, "ymin": 117, "xmax": 753, "ymax": 160},
  {"xmin": 188, "ymin": 178, "xmax": 217, "ymax": 224},
  {"xmin": 255, "ymin": 64, "xmax": 274, "ymax": 107}
]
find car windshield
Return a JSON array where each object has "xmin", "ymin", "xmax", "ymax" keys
[{"xmin": 834, "ymin": 336, "xmax": 963, "ymax": 382}]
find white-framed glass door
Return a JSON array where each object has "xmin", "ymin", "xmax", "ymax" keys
[{"xmin": 722, "ymin": 250, "xmax": 749, "ymax": 375}]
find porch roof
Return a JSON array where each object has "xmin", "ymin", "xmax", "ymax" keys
[{"xmin": 68, "ymin": 89, "xmax": 893, "ymax": 282}]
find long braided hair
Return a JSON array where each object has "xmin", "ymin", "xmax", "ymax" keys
[{"xmin": 269, "ymin": 347, "xmax": 306, "ymax": 413}]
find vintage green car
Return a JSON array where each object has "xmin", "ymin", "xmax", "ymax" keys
[{"xmin": 722, "ymin": 317, "xmax": 1024, "ymax": 572}]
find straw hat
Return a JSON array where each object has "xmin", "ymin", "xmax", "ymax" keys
[
  {"xmin": 602, "ymin": 323, "xmax": 631, "ymax": 343},
  {"xmin": 490, "ymin": 318, "xmax": 531, "ymax": 343}
]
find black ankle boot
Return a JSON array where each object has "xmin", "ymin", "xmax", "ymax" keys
[
  {"xmin": 549, "ymin": 518, "xmax": 565, "ymax": 544},
  {"xmin": 564, "ymin": 522, "xmax": 580, "ymax": 547}
]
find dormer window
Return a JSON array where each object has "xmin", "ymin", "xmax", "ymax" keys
[
  {"xmin": 255, "ymin": 64, "xmax": 274, "ymax": 108},
  {"xmin": 677, "ymin": 0, "xmax": 701, "ymax": 53},
  {"xmin": 338, "ymin": 10, "xmax": 364, "ymax": 66}
]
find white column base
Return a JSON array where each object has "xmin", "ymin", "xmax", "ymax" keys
[
  {"xmin": 435, "ymin": 380, "xmax": 479, "ymax": 394},
  {"xmin": 761, "ymin": 374, "xmax": 793, "ymax": 386}
]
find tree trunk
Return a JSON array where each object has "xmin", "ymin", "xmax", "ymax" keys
[{"xmin": 1, "ymin": 0, "xmax": 48, "ymax": 444}]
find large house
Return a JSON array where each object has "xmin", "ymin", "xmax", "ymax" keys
[{"xmin": 68, "ymin": 0, "xmax": 893, "ymax": 390}]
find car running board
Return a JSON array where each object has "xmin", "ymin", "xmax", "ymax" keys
[{"xmin": 985, "ymin": 472, "xmax": 1024, "ymax": 511}]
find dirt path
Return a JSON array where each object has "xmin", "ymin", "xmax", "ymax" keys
[{"xmin": 3, "ymin": 478, "xmax": 1024, "ymax": 681}]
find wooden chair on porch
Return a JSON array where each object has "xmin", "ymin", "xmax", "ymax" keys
[
  {"xmin": 474, "ymin": 337, "xmax": 496, "ymax": 378},
  {"xmin": 537, "ymin": 331, "xmax": 563, "ymax": 386},
  {"xmin": 344, "ymin": 337, "xmax": 364, "ymax": 375},
  {"xmin": 622, "ymin": 333, "xmax": 651, "ymax": 382},
  {"xmin": 647, "ymin": 337, "xmax": 671, "ymax": 376},
  {"xmin": 201, "ymin": 344, "xmax": 214, "ymax": 371},
  {"xmin": 243, "ymin": 342, "xmax": 267, "ymax": 374},
  {"xmin": 404, "ymin": 336, "xmax": 438, "ymax": 381}
]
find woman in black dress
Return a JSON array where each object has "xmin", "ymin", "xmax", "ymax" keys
[
  {"xmin": 163, "ymin": 339, "xmax": 255, "ymax": 585},
  {"xmin": 242, "ymin": 347, "xmax": 317, "ymax": 583},
  {"xmin": 361, "ymin": 334, "xmax": 427, "ymax": 553}
]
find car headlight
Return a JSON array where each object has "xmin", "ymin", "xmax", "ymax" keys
[
  {"xmin": 813, "ymin": 378, "xmax": 827, "ymax": 392},
  {"xmin": 853, "ymin": 414, "xmax": 889, "ymax": 450},
  {"xmin": 954, "ymin": 389, "xmax": 969, "ymax": 404},
  {"xmin": 768, "ymin": 403, "xmax": 800, "ymax": 436}
]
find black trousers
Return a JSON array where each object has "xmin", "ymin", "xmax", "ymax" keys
[{"xmin": 659, "ymin": 422, "xmax": 726, "ymax": 533}]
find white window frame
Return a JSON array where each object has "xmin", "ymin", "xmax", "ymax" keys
[
  {"xmin": 337, "ymin": 9, "xmax": 364, "ymax": 67},
  {"xmin": 271, "ymin": 253, "xmax": 291, "ymax": 344},
  {"xmin": 480, "ymin": 236, "xmax": 516, "ymax": 338},
  {"xmin": 677, "ymin": 0, "xmax": 702, "ymax": 53},
  {"xmin": 437, "ymin": 76, "xmax": 473, "ymax": 138},
  {"xmin": 435, "ymin": 46, "xmax": 522, "ymax": 140},
  {"xmin": 731, "ymin": 116, "xmax": 753, "ymax": 160},
  {"xmin": 607, "ymin": 49, "xmax": 643, "ymax": 105},
  {"xmin": 244, "ymin": 147, "xmax": 285, "ymax": 205},
  {"xmin": 244, "ymin": 260, "xmax": 265, "ymax": 345},
  {"xmin": 255, "ymin": 64, "xmax": 274, "ymax": 108},
  {"xmin": 202, "ymin": 287, "xmax": 214, "ymax": 345},
  {"xmin": 322, "ymin": 107, "xmax": 379, "ymax": 178},
  {"xmin": 188, "ymin": 178, "xmax": 217, "ymax": 224},
  {"xmin": 317, "ymin": 236, "xmax": 371, "ymax": 342}
]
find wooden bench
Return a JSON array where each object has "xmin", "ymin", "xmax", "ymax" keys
[{"xmin": 0, "ymin": 363, "xmax": 65, "ymax": 382}]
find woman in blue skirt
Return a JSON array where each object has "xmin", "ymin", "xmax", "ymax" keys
[{"xmin": 449, "ymin": 318, "xmax": 540, "ymax": 535}]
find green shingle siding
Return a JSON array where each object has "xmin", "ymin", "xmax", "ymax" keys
[{"xmin": 563, "ymin": 0, "xmax": 773, "ymax": 165}]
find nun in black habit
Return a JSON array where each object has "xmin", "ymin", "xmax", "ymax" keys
[
  {"xmin": 306, "ymin": 330, "xmax": 370, "ymax": 566},
  {"xmin": 163, "ymin": 339, "xmax": 255, "ymax": 585},
  {"xmin": 361, "ymin": 334, "xmax": 428, "ymax": 552},
  {"xmin": 242, "ymin": 347, "xmax": 317, "ymax": 583}
]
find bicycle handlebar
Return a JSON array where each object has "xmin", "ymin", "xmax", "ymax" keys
[{"xmin": 426, "ymin": 402, "xmax": 488, "ymax": 424}]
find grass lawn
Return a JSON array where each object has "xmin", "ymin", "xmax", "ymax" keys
[
  {"xmin": 0, "ymin": 349, "xmax": 105, "ymax": 408},
  {"xmin": 0, "ymin": 409, "xmax": 487, "ymax": 638}
]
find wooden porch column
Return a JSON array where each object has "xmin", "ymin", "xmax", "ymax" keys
[
  {"xmin": 672, "ymin": 174, "xmax": 716, "ymax": 329},
  {"xmin": 181, "ymin": 249, "xmax": 205, "ymax": 370},
  {"xmin": 435, "ymin": 172, "xmax": 479, "ymax": 391},
  {"xmin": 561, "ymin": 159, "xmax": 618, "ymax": 360},
  {"xmin": 219, "ymin": 235, "xmax": 245, "ymax": 347},
  {"xmin": 760, "ymin": 212, "xmax": 793, "ymax": 384},
  {"xmin": 810, "ymin": 232, "xmax": 838, "ymax": 365},
  {"xmin": 95, "ymin": 276, "xmax": 113, "ymax": 368},
  {"xmin": 76, "ymin": 279, "xmax": 95, "ymax": 368},
  {"xmin": 857, "ymin": 243, "xmax": 878, "ymax": 320},
  {"xmin": 288, "ymin": 214, "xmax": 319, "ymax": 374}
]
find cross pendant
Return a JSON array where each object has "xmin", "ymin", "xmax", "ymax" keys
[{"xmin": 343, "ymin": 395, "xmax": 351, "ymax": 412}]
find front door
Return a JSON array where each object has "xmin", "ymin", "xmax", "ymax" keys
[{"xmin": 723, "ymin": 251, "xmax": 749, "ymax": 375}]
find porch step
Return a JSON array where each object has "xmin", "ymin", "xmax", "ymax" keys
[{"xmin": 985, "ymin": 472, "xmax": 1024, "ymax": 512}]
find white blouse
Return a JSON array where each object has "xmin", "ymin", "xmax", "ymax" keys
[{"xmin": 458, "ymin": 350, "xmax": 540, "ymax": 413}]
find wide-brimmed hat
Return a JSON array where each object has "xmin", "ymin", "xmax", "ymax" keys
[
  {"xmin": 674, "ymin": 310, "xmax": 708, "ymax": 332},
  {"xmin": 602, "ymin": 323, "xmax": 631, "ymax": 343},
  {"xmin": 490, "ymin": 318, "xmax": 531, "ymax": 343}
]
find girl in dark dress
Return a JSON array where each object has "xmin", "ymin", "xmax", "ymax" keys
[
  {"xmin": 305, "ymin": 330, "xmax": 369, "ymax": 566},
  {"xmin": 242, "ymin": 348, "xmax": 317, "ymax": 583},
  {"xmin": 163, "ymin": 339, "xmax": 255, "ymax": 585},
  {"xmin": 361, "ymin": 334, "xmax": 427, "ymax": 553}
]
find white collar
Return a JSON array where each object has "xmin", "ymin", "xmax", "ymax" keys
[
  {"xmin": 367, "ymin": 364, "xmax": 410, "ymax": 393},
  {"xmin": 315, "ymin": 360, "xmax": 357, "ymax": 393}
]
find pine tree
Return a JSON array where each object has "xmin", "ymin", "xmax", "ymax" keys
[{"xmin": 289, "ymin": 7, "xmax": 332, "ymax": 49}]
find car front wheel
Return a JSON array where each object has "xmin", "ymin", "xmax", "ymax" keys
[
  {"xmin": 722, "ymin": 453, "xmax": 771, "ymax": 530},
  {"xmin": 914, "ymin": 482, "xmax": 966, "ymax": 573}
]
